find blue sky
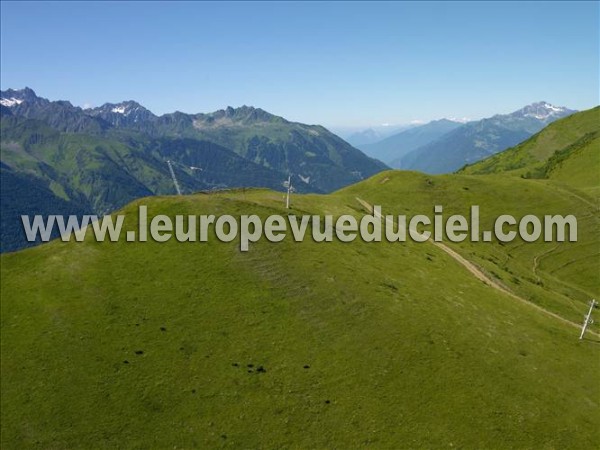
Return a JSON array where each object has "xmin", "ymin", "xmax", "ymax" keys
[{"xmin": 1, "ymin": 1, "xmax": 598, "ymax": 128}]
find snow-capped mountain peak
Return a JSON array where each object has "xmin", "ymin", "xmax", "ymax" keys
[
  {"xmin": 0, "ymin": 87, "xmax": 41, "ymax": 107},
  {"xmin": 111, "ymin": 105, "xmax": 128, "ymax": 114},
  {"xmin": 95, "ymin": 100, "xmax": 146, "ymax": 117},
  {"xmin": 0, "ymin": 97, "xmax": 24, "ymax": 107},
  {"xmin": 517, "ymin": 101, "xmax": 572, "ymax": 121},
  {"xmin": 85, "ymin": 100, "xmax": 157, "ymax": 127}
]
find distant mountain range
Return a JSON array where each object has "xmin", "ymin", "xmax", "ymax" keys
[
  {"xmin": 397, "ymin": 102, "xmax": 576, "ymax": 173},
  {"xmin": 343, "ymin": 125, "xmax": 413, "ymax": 147},
  {"xmin": 353, "ymin": 102, "xmax": 576, "ymax": 172},
  {"xmin": 0, "ymin": 89, "xmax": 580, "ymax": 252},
  {"xmin": 0, "ymin": 88, "xmax": 386, "ymax": 252},
  {"xmin": 359, "ymin": 119, "xmax": 463, "ymax": 164},
  {"xmin": 346, "ymin": 128, "xmax": 383, "ymax": 147}
]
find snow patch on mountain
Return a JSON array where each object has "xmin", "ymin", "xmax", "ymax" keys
[
  {"xmin": 520, "ymin": 102, "xmax": 569, "ymax": 120},
  {"xmin": 448, "ymin": 117, "xmax": 471, "ymax": 123},
  {"xmin": 0, "ymin": 97, "xmax": 24, "ymax": 107},
  {"xmin": 298, "ymin": 174, "xmax": 311, "ymax": 184},
  {"xmin": 111, "ymin": 105, "xmax": 127, "ymax": 114}
]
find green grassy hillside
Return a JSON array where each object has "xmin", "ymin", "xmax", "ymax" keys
[
  {"xmin": 460, "ymin": 107, "xmax": 600, "ymax": 197},
  {"xmin": 2, "ymin": 171, "xmax": 599, "ymax": 448},
  {"xmin": 337, "ymin": 171, "xmax": 599, "ymax": 330}
]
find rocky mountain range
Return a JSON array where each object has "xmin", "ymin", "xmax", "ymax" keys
[{"xmin": 0, "ymin": 88, "xmax": 387, "ymax": 251}]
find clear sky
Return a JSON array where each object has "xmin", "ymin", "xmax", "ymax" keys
[{"xmin": 1, "ymin": 1, "xmax": 598, "ymax": 128}]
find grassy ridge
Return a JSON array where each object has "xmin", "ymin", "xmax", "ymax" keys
[
  {"xmin": 460, "ymin": 107, "xmax": 599, "ymax": 188},
  {"xmin": 1, "ymin": 183, "xmax": 599, "ymax": 448},
  {"xmin": 336, "ymin": 170, "xmax": 599, "ymax": 331}
]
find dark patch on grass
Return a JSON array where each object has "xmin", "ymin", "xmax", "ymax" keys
[
  {"xmin": 135, "ymin": 350, "xmax": 144, "ymax": 355},
  {"xmin": 381, "ymin": 282, "xmax": 398, "ymax": 292}
]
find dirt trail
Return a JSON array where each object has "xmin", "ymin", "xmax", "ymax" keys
[
  {"xmin": 355, "ymin": 197, "xmax": 599, "ymax": 338},
  {"xmin": 533, "ymin": 245, "xmax": 559, "ymax": 283}
]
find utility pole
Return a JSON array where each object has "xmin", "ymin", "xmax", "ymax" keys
[
  {"xmin": 284, "ymin": 174, "xmax": 293, "ymax": 209},
  {"xmin": 579, "ymin": 299, "xmax": 596, "ymax": 340},
  {"xmin": 166, "ymin": 160, "xmax": 182, "ymax": 195}
]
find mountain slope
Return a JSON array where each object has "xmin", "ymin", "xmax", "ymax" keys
[
  {"xmin": 0, "ymin": 166, "xmax": 89, "ymax": 252},
  {"xmin": 343, "ymin": 125, "xmax": 413, "ymax": 147},
  {"xmin": 399, "ymin": 102, "xmax": 576, "ymax": 174},
  {"xmin": 1, "ymin": 88, "xmax": 387, "ymax": 252},
  {"xmin": 1, "ymin": 88, "xmax": 110, "ymax": 134},
  {"xmin": 460, "ymin": 107, "xmax": 600, "ymax": 196},
  {"xmin": 2, "ymin": 120, "xmax": 599, "ymax": 446},
  {"xmin": 2, "ymin": 173, "xmax": 599, "ymax": 448},
  {"xmin": 544, "ymin": 131, "xmax": 599, "ymax": 196},
  {"xmin": 360, "ymin": 119, "xmax": 463, "ymax": 165},
  {"xmin": 345, "ymin": 127, "xmax": 384, "ymax": 146},
  {"xmin": 85, "ymin": 100, "xmax": 157, "ymax": 128},
  {"xmin": 339, "ymin": 170, "xmax": 599, "ymax": 327},
  {"xmin": 86, "ymin": 101, "xmax": 388, "ymax": 192},
  {"xmin": 0, "ymin": 114, "xmax": 290, "ymax": 251},
  {"xmin": 2, "ymin": 89, "xmax": 386, "ymax": 195},
  {"xmin": 183, "ymin": 106, "xmax": 388, "ymax": 191}
]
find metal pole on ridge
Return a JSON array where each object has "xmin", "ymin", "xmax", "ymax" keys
[{"xmin": 579, "ymin": 299, "xmax": 596, "ymax": 340}]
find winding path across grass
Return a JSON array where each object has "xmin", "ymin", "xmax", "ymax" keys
[{"xmin": 356, "ymin": 197, "xmax": 599, "ymax": 338}]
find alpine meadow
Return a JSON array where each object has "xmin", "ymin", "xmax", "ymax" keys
[{"xmin": 1, "ymin": 2, "xmax": 598, "ymax": 449}]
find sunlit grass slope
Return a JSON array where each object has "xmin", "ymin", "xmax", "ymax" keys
[
  {"xmin": 337, "ymin": 170, "xmax": 599, "ymax": 333},
  {"xmin": 1, "ymin": 183, "xmax": 599, "ymax": 449},
  {"xmin": 460, "ymin": 106, "xmax": 600, "ymax": 197}
]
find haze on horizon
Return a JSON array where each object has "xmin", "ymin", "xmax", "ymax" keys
[{"xmin": 1, "ymin": 1, "xmax": 598, "ymax": 129}]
